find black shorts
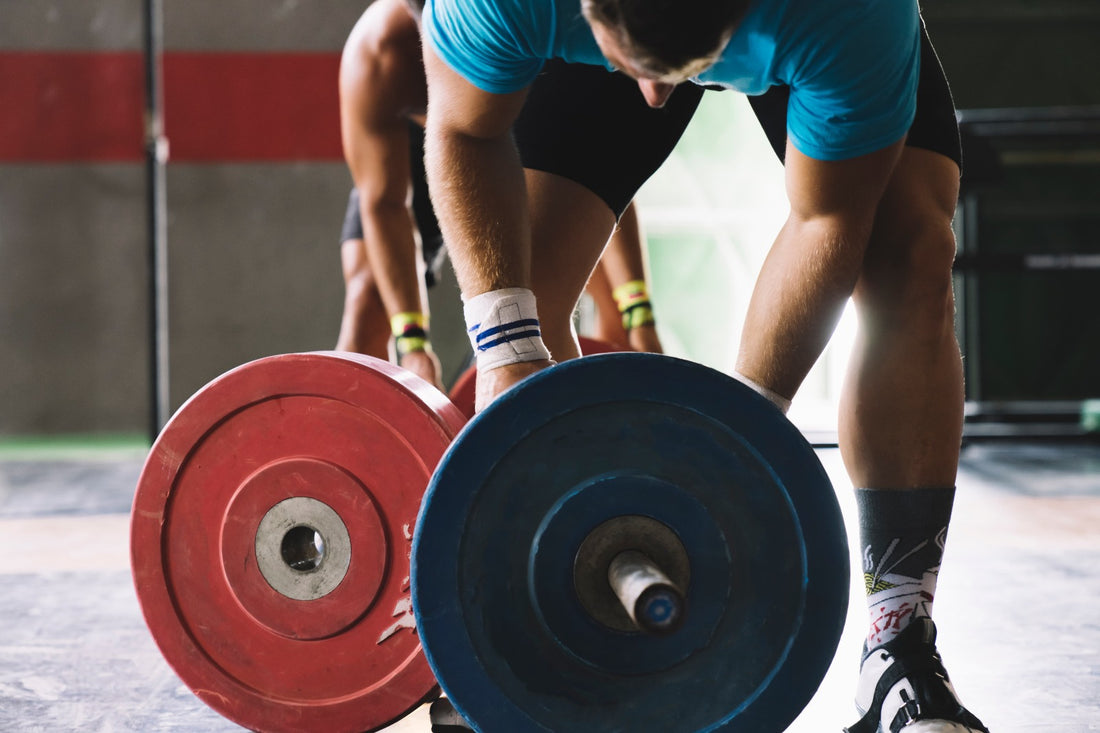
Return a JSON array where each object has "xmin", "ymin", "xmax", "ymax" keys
[
  {"xmin": 510, "ymin": 22, "xmax": 960, "ymax": 217},
  {"xmin": 747, "ymin": 20, "xmax": 962, "ymax": 171},
  {"xmin": 340, "ymin": 122, "xmax": 446, "ymax": 287},
  {"xmin": 513, "ymin": 59, "xmax": 705, "ymax": 219}
]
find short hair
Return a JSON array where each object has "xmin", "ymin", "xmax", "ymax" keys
[{"xmin": 581, "ymin": 0, "xmax": 750, "ymax": 81}]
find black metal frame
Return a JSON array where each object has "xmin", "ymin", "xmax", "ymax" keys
[
  {"xmin": 954, "ymin": 106, "xmax": 1100, "ymax": 438},
  {"xmin": 143, "ymin": 0, "xmax": 169, "ymax": 440}
]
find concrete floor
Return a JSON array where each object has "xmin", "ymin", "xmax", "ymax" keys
[{"xmin": 1, "ymin": 440, "xmax": 1098, "ymax": 732}]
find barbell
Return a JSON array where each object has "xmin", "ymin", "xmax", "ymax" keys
[{"xmin": 130, "ymin": 350, "xmax": 848, "ymax": 732}]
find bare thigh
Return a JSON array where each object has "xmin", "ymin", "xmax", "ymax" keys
[{"xmin": 526, "ymin": 169, "xmax": 617, "ymax": 361}]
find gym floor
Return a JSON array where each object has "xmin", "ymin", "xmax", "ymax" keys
[{"xmin": 2, "ymin": 439, "xmax": 1098, "ymax": 732}]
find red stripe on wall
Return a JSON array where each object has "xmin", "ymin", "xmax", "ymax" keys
[
  {"xmin": 0, "ymin": 52, "xmax": 145, "ymax": 162},
  {"xmin": 0, "ymin": 52, "xmax": 342, "ymax": 162},
  {"xmin": 163, "ymin": 52, "xmax": 341, "ymax": 162}
]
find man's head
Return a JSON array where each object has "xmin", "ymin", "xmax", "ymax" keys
[
  {"xmin": 582, "ymin": 0, "xmax": 749, "ymax": 107},
  {"xmin": 581, "ymin": 0, "xmax": 749, "ymax": 84}
]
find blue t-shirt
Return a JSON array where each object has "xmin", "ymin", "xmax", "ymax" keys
[{"xmin": 423, "ymin": 0, "xmax": 921, "ymax": 161}]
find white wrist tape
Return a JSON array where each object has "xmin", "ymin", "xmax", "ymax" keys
[
  {"xmin": 463, "ymin": 288, "xmax": 551, "ymax": 371},
  {"xmin": 732, "ymin": 371, "xmax": 792, "ymax": 414}
]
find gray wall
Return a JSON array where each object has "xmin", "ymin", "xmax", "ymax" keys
[
  {"xmin": 163, "ymin": 163, "xmax": 470, "ymax": 409},
  {"xmin": 0, "ymin": 164, "xmax": 147, "ymax": 433},
  {"xmin": 2, "ymin": 0, "xmax": 1098, "ymax": 437},
  {"xmin": 1, "ymin": 0, "xmax": 145, "ymax": 435},
  {"xmin": 1, "ymin": 0, "xmax": 378, "ymax": 437}
]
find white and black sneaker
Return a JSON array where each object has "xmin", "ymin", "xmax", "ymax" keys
[
  {"xmin": 845, "ymin": 617, "xmax": 988, "ymax": 733},
  {"xmin": 429, "ymin": 697, "xmax": 473, "ymax": 732}
]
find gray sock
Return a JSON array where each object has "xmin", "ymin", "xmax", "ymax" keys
[{"xmin": 855, "ymin": 486, "xmax": 955, "ymax": 647}]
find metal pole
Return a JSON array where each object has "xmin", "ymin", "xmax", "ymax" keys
[
  {"xmin": 607, "ymin": 550, "xmax": 685, "ymax": 635},
  {"xmin": 143, "ymin": 0, "xmax": 170, "ymax": 440}
]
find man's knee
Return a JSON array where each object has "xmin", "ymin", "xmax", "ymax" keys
[
  {"xmin": 859, "ymin": 154, "xmax": 960, "ymax": 332},
  {"xmin": 861, "ymin": 225, "xmax": 956, "ymax": 343}
]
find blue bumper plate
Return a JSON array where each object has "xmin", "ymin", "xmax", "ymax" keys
[{"xmin": 412, "ymin": 353, "xmax": 848, "ymax": 733}]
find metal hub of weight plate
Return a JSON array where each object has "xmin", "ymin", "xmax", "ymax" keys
[
  {"xmin": 131, "ymin": 352, "xmax": 466, "ymax": 733},
  {"xmin": 413, "ymin": 353, "xmax": 849, "ymax": 733},
  {"xmin": 448, "ymin": 335, "xmax": 623, "ymax": 418}
]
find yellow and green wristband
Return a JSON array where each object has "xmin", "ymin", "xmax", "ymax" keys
[
  {"xmin": 391, "ymin": 312, "xmax": 430, "ymax": 360},
  {"xmin": 612, "ymin": 280, "xmax": 656, "ymax": 331}
]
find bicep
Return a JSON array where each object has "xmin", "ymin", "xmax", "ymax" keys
[
  {"xmin": 422, "ymin": 41, "xmax": 529, "ymax": 140},
  {"xmin": 339, "ymin": 57, "xmax": 415, "ymax": 207},
  {"xmin": 344, "ymin": 121, "xmax": 413, "ymax": 211}
]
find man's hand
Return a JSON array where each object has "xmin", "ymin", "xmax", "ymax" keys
[
  {"xmin": 474, "ymin": 360, "xmax": 553, "ymax": 414},
  {"xmin": 399, "ymin": 350, "xmax": 445, "ymax": 392}
]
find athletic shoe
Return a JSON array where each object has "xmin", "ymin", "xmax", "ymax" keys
[
  {"xmin": 429, "ymin": 697, "xmax": 473, "ymax": 732},
  {"xmin": 844, "ymin": 617, "xmax": 989, "ymax": 733}
]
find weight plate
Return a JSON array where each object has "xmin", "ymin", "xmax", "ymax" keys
[
  {"xmin": 413, "ymin": 353, "xmax": 848, "ymax": 733},
  {"xmin": 131, "ymin": 352, "xmax": 466, "ymax": 733},
  {"xmin": 447, "ymin": 335, "xmax": 624, "ymax": 418}
]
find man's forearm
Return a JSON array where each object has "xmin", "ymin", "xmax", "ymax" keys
[
  {"xmin": 361, "ymin": 201, "xmax": 426, "ymax": 318},
  {"xmin": 424, "ymin": 126, "xmax": 531, "ymax": 298},
  {"xmin": 736, "ymin": 215, "xmax": 869, "ymax": 400},
  {"xmin": 737, "ymin": 140, "xmax": 902, "ymax": 400}
]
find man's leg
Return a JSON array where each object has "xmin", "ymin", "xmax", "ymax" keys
[
  {"xmin": 591, "ymin": 202, "xmax": 664, "ymax": 353},
  {"xmin": 743, "ymin": 46, "xmax": 983, "ymax": 732},
  {"xmin": 841, "ymin": 149, "xmax": 986, "ymax": 732},
  {"xmin": 585, "ymin": 259, "xmax": 629, "ymax": 348},
  {"xmin": 514, "ymin": 61, "xmax": 702, "ymax": 357},
  {"xmin": 841, "ymin": 147, "xmax": 964, "ymax": 489},
  {"xmin": 845, "ymin": 145, "xmax": 963, "ymax": 633},
  {"xmin": 526, "ymin": 169, "xmax": 618, "ymax": 362}
]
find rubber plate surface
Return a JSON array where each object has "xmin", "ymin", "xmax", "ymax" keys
[
  {"xmin": 413, "ymin": 353, "xmax": 848, "ymax": 732},
  {"xmin": 131, "ymin": 352, "xmax": 466, "ymax": 733}
]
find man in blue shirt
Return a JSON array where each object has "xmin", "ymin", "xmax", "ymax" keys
[
  {"xmin": 333, "ymin": 0, "xmax": 664, "ymax": 388},
  {"xmin": 421, "ymin": 0, "xmax": 988, "ymax": 730}
]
